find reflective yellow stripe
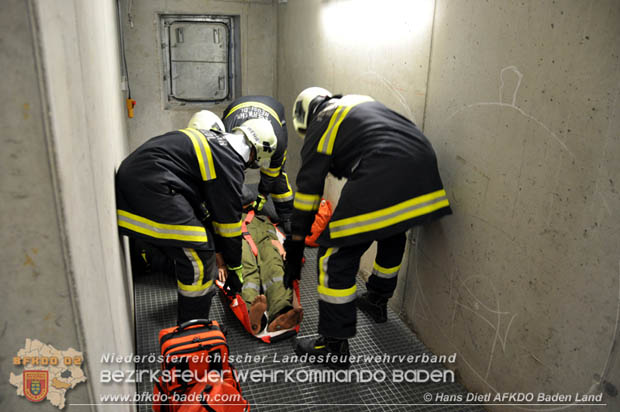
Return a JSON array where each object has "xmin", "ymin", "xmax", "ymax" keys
[
  {"xmin": 318, "ymin": 284, "xmax": 357, "ymax": 297},
  {"xmin": 319, "ymin": 248, "xmax": 335, "ymax": 289},
  {"xmin": 180, "ymin": 128, "xmax": 217, "ymax": 181},
  {"xmin": 224, "ymin": 101, "xmax": 282, "ymax": 126},
  {"xmin": 317, "ymin": 106, "xmax": 344, "ymax": 155},
  {"xmin": 294, "ymin": 192, "xmax": 321, "ymax": 212},
  {"xmin": 178, "ymin": 279, "xmax": 213, "ymax": 293},
  {"xmin": 329, "ymin": 189, "xmax": 450, "ymax": 239},
  {"xmin": 373, "ymin": 262, "xmax": 400, "ymax": 274},
  {"xmin": 117, "ymin": 210, "xmax": 208, "ymax": 242},
  {"xmin": 314, "ymin": 345, "xmax": 326, "ymax": 349},
  {"xmin": 317, "ymin": 248, "xmax": 357, "ymax": 304},
  {"xmin": 272, "ymin": 190, "xmax": 293, "ymax": 202},
  {"xmin": 178, "ymin": 248, "xmax": 203, "ymax": 291},
  {"xmin": 372, "ymin": 262, "xmax": 401, "ymax": 279},
  {"xmin": 316, "ymin": 96, "xmax": 374, "ymax": 155},
  {"xmin": 272, "ymin": 172, "xmax": 293, "ymax": 202},
  {"xmin": 261, "ymin": 149, "xmax": 286, "ymax": 178},
  {"xmin": 261, "ymin": 166, "xmax": 281, "ymax": 178},
  {"xmin": 212, "ymin": 220, "xmax": 243, "ymax": 238}
]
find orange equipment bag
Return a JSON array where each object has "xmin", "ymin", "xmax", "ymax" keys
[
  {"xmin": 158, "ymin": 319, "xmax": 230, "ymax": 392},
  {"xmin": 153, "ymin": 319, "xmax": 249, "ymax": 412},
  {"xmin": 305, "ymin": 199, "xmax": 333, "ymax": 247}
]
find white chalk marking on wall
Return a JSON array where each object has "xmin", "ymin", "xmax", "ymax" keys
[
  {"xmin": 445, "ymin": 66, "xmax": 575, "ymax": 159},
  {"xmin": 362, "ymin": 71, "xmax": 416, "ymax": 124}
]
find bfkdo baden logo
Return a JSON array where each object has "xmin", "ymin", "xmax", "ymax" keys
[
  {"xmin": 24, "ymin": 370, "xmax": 49, "ymax": 402},
  {"xmin": 9, "ymin": 338, "xmax": 87, "ymax": 409}
]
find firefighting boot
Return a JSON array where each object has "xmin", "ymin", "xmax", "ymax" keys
[
  {"xmin": 294, "ymin": 335, "xmax": 351, "ymax": 369},
  {"xmin": 357, "ymin": 291, "xmax": 388, "ymax": 323}
]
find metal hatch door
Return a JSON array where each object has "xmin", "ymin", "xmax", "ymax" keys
[{"xmin": 168, "ymin": 21, "xmax": 229, "ymax": 102}]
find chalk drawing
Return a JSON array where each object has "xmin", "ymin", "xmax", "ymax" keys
[
  {"xmin": 407, "ymin": 65, "xmax": 620, "ymax": 410},
  {"xmin": 362, "ymin": 71, "xmax": 416, "ymax": 123}
]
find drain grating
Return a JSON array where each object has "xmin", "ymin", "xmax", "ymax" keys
[{"xmin": 135, "ymin": 248, "xmax": 483, "ymax": 412}]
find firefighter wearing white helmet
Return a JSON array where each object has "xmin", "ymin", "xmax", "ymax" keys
[
  {"xmin": 285, "ymin": 88, "xmax": 453, "ymax": 369},
  {"xmin": 222, "ymin": 96, "xmax": 294, "ymax": 231},
  {"xmin": 188, "ymin": 109, "xmax": 226, "ymax": 132},
  {"xmin": 232, "ymin": 118, "xmax": 278, "ymax": 167},
  {"xmin": 116, "ymin": 111, "xmax": 270, "ymax": 324},
  {"xmin": 292, "ymin": 87, "xmax": 332, "ymax": 137}
]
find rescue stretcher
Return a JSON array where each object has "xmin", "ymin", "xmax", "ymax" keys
[{"xmin": 216, "ymin": 210, "xmax": 302, "ymax": 343}]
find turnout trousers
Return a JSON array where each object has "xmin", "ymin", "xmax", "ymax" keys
[
  {"xmin": 317, "ymin": 232, "xmax": 407, "ymax": 339},
  {"xmin": 157, "ymin": 246, "xmax": 216, "ymax": 324},
  {"xmin": 240, "ymin": 216, "xmax": 292, "ymax": 318}
]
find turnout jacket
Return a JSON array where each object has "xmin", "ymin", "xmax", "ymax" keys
[
  {"xmin": 292, "ymin": 95, "xmax": 452, "ymax": 247},
  {"xmin": 222, "ymin": 96, "xmax": 293, "ymax": 219},
  {"xmin": 116, "ymin": 128, "xmax": 245, "ymax": 268}
]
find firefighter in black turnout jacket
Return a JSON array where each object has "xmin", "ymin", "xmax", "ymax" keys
[
  {"xmin": 222, "ymin": 96, "xmax": 294, "ymax": 232},
  {"xmin": 116, "ymin": 110, "xmax": 277, "ymax": 323},
  {"xmin": 284, "ymin": 88, "xmax": 452, "ymax": 368}
]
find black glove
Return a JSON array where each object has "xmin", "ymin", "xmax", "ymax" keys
[
  {"xmin": 280, "ymin": 219, "xmax": 292, "ymax": 236},
  {"xmin": 283, "ymin": 238, "xmax": 305, "ymax": 289},
  {"xmin": 223, "ymin": 265, "xmax": 243, "ymax": 296}
]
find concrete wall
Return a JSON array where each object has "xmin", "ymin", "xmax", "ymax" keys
[
  {"xmin": 121, "ymin": 0, "xmax": 277, "ymax": 151},
  {"xmin": 5, "ymin": 0, "xmax": 135, "ymax": 410},
  {"xmin": 277, "ymin": 0, "xmax": 620, "ymax": 409},
  {"xmin": 0, "ymin": 0, "xmax": 91, "ymax": 409},
  {"xmin": 417, "ymin": 0, "xmax": 620, "ymax": 409},
  {"xmin": 277, "ymin": 0, "xmax": 436, "ymax": 277}
]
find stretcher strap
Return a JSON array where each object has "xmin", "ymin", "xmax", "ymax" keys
[{"xmin": 241, "ymin": 210, "xmax": 259, "ymax": 257}]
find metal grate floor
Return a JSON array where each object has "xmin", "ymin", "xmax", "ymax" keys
[{"xmin": 135, "ymin": 248, "xmax": 483, "ymax": 412}]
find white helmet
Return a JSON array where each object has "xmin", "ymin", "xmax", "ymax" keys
[
  {"xmin": 188, "ymin": 110, "xmax": 225, "ymax": 132},
  {"xmin": 233, "ymin": 118, "xmax": 277, "ymax": 164},
  {"xmin": 292, "ymin": 87, "xmax": 332, "ymax": 138}
]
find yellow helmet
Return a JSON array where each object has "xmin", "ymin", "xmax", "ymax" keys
[{"xmin": 292, "ymin": 87, "xmax": 332, "ymax": 138}]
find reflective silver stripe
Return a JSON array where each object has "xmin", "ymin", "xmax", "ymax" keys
[
  {"xmin": 117, "ymin": 212, "xmax": 207, "ymax": 241},
  {"xmin": 178, "ymin": 283, "xmax": 213, "ymax": 297},
  {"xmin": 272, "ymin": 193, "xmax": 293, "ymax": 203},
  {"xmin": 242, "ymin": 282, "xmax": 260, "ymax": 292},
  {"xmin": 320, "ymin": 248, "xmax": 339, "ymax": 289},
  {"xmin": 371, "ymin": 266, "xmax": 399, "ymax": 279},
  {"xmin": 318, "ymin": 107, "xmax": 346, "ymax": 154},
  {"xmin": 318, "ymin": 291, "xmax": 357, "ymax": 304},
  {"xmin": 212, "ymin": 221, "xmax": 242, "ymax": 238},
  {"xmin": 184, "ymin": 248, "xmax": 201, "ymax": 286},
  {"xmin": 330, "ymin": 194, "xmax": 449, "ymax": 237},
  {"xmin": 182, "ymin": 128, "xmax": 216, "ymax": 181},
  {"xmin": 294, "ymin": 193, "xmax": 321, "ymax": 211},
  {"xmin": 263, "ymin": 276, "xmax": 283, "ymax": 290}
]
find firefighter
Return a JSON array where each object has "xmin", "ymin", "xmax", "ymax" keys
[
  {"xmin": 222, "ymin": 96, "xmax": 294, "ymax": 233},
  {"xmin": 284, "ymin": 88, "xmax": 452, "ymax": 368},
  {"xmin": 116, "ymin": 110, "xmax": 277, "ymax": 324}
]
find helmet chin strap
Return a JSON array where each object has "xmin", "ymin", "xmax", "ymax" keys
[
  {"xmin": 225, "ymin": 131, "xmax": 252, "ymax": 164},
  {"xmin": 308, "ymin": 95, "xmax": 333, "ymax": 125}
]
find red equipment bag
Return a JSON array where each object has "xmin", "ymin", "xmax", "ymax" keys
[
  {"xmin": 305, "ymin": 199, "xmax": 333, "ymax": 247},
  {"xmin": 159, "ymin": 319, "xmax": 230, "ymax": 392},
  {"xmin": 153, "ymin": 319, "xmax": 249, "ymax": 412}
]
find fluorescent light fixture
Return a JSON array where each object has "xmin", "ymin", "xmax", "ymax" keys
[{"xmin": 320, "ymin": 0, "xmax": 434, "ymax": 46}]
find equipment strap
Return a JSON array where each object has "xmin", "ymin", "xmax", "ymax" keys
[{"xmin": 241, "ymin": 210, "xmax": 259, "ymax": 257}]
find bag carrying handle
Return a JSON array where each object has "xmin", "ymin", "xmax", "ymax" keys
[{"xmin": 178, "ymin": 319, "xmax": 214, "ymax": 331}]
